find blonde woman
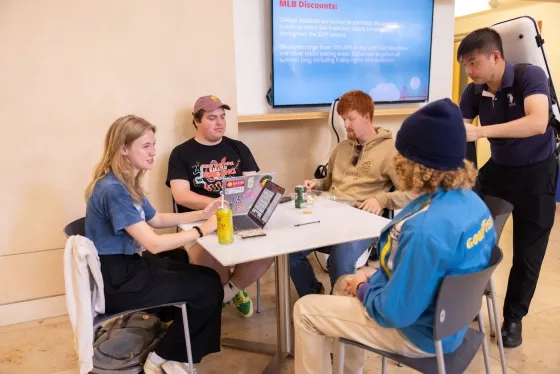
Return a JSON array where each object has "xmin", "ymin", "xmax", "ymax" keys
[
  {"xmin": 84, "ymin": 115, "xmax": 222, "ymax": 374},
  {"xmin": 292, "ymin": 99, "xmax": 497, "ymax": 374}
]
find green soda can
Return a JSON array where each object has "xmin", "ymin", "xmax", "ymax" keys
[{"xmin": 295, "ymin": 185, "xmax": 307, "ymax": 209}]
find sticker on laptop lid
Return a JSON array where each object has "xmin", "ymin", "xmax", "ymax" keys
[{"xmin": 224, "ymin": 180, "xmax": 245, "ymax": 195}]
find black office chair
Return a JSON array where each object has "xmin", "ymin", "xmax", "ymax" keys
[
  {"xmin": 337, "ymin": 245, "xmax": 503, "ymax": 374},
  {"xmin": 64, "ymin": 217, "xmax": 86, "ymax": 237},
  {"xmin": 63, "ymin": 218, "xmax": 198, "ymax": 373},
  {"xmin": 367, "ymin": 186, "xmax": 396, "ymax": 263},
  {"xmin": 367, "ymin": 207, "xmax": 394, "ymax": 262}
]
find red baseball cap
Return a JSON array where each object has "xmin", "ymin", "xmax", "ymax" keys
[{"xmin": 193, "ymin": 95, "xmax": 231, "ymax": 113}]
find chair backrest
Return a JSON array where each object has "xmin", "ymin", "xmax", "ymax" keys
[
  {"xmin": 484, "ymin": 195, "xmax": 514, "ymax": 241},
  {"xmin": 433, "ymin": 245, "xmax": 503, "ymax": 341},
  {"xmin": 172, "ymin": 197, "xmax": 181, "ymax": 233},
  {"xmin": 382, "ymin": 208, "xmax": 394, "ymax": 220},
  {"xmin": 64, "ymin": 217, "xmax": 86, "ymax": 238},
  {"xmin": 381, "ymin": 186, "xmax": 396, "ymax": 219}
]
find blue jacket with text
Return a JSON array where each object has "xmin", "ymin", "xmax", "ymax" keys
[{"xmin": 359, "ymin": 187, "xmax": 495, "ymax": 354}]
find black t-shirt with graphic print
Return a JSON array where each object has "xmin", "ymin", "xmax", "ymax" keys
[{"xmin": 166, "ymin": 136, "xmax": 260, "ymax": 212}]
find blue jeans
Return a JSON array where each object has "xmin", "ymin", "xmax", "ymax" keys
[{"xmin": 289, "ymin": 238, "xmax": 375, "ymax": 297}]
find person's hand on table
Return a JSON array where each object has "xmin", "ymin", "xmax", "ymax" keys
[{"xmin": 359, "ymin": 197, "xmax": 383, "ymax": 215}]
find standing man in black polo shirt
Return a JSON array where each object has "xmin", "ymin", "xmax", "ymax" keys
[{"xmin": 458, "ymin": 27, "xmax": 557, "ymax": 348}]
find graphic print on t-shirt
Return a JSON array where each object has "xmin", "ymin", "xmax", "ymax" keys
[
  {"xmin": 191, "ymin": 156, "xmax": 241, "ymax": 193},
  {"xmin": 133, "ymin": 203, "xmax": 147, "ymax": 253}
]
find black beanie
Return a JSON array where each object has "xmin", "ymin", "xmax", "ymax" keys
[{"xmin": 395, "ymin": 98, "xmax": 466, "ymax": 171}]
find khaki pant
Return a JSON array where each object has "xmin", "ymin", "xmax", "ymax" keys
[{"xmin": 293, "ymin": 276, "xmax": 433, "ymax": 374}]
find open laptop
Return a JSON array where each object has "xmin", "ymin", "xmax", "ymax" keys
[
  {"xmin": 222, "ymin": 172, "xmax": 276, "ymax": 216},
  {"xmin": 231, "ymin": 180, "xmax": 285, "ymax": 231}
]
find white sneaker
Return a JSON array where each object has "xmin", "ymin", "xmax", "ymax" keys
[
  {"xmin": 161, "ymin": 360, "xmax": 193, "ymax": 374},
  {"xmin": 143, "ymin": 352, "xmax": 166, "ymax": 374}
]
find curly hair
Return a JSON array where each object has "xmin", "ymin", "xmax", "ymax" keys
[{"xmin": 393, "ymin": 153, "xmax": 478, "ymax": 195}]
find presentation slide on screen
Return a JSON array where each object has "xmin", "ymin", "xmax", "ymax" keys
[{"xmin": 271, "ymin": 0, "xmax": 435, "ymax": 107}]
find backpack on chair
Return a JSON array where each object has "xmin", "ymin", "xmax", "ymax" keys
[
  {"xmin": 490, "ymin": 16, "xmax": 560, "ymax": 153},
  {"xmin": 90, "ymin": 312, "xmax": 168, "ymax": 374}
]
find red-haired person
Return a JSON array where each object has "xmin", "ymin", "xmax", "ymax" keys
[{"xmin": 290, "ymin": 90, "xmax": 414, "ymax": 297}]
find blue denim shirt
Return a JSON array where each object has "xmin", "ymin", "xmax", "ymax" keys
[{"xmin": 85, "ymin": 172, "xmax": 156, "ymax": 255}]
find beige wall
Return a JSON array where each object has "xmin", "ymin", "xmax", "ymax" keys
[
  {"xmin": 0, "ymin": 0, "xmax": 456, "ymax": 325},
  {"xmin": 0, "ymin": 0, "xmax": 238, "ymax": 325}
]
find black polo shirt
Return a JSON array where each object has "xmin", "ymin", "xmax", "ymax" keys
[{"xmin": 460, "ymin": 62, "xmax": 554, "ymax": 166}]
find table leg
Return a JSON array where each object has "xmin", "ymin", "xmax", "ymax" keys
[
  {"xmin": 262, "ymin": 254, "xmax": 293, "ymax": 373},
  {"xmin": 220, "ymin": 254, "xmax": 294, "ymax": 373}
]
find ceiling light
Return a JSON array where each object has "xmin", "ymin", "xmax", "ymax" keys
[{"xmin": 455, "ymin": 0, "xmax": 492, "ymax": 17}]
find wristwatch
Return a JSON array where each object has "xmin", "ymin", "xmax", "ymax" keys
[{"xmin": 193, "ymin": 226, "xmax": 203, "ymax": 238}]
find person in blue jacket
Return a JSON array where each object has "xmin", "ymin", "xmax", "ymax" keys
[{"xmin": 292, "ymin": 98, "xmax": 496, "ymax": 374}]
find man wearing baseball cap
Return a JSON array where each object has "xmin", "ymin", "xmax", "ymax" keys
[{"xmin": 165, "ymin": 95, "xmax": 274, "ymax": 319}]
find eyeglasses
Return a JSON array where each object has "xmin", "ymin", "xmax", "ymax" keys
[{"xmin": 351, "ymin": 145, "xmax": 363, "ymax": 166}]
